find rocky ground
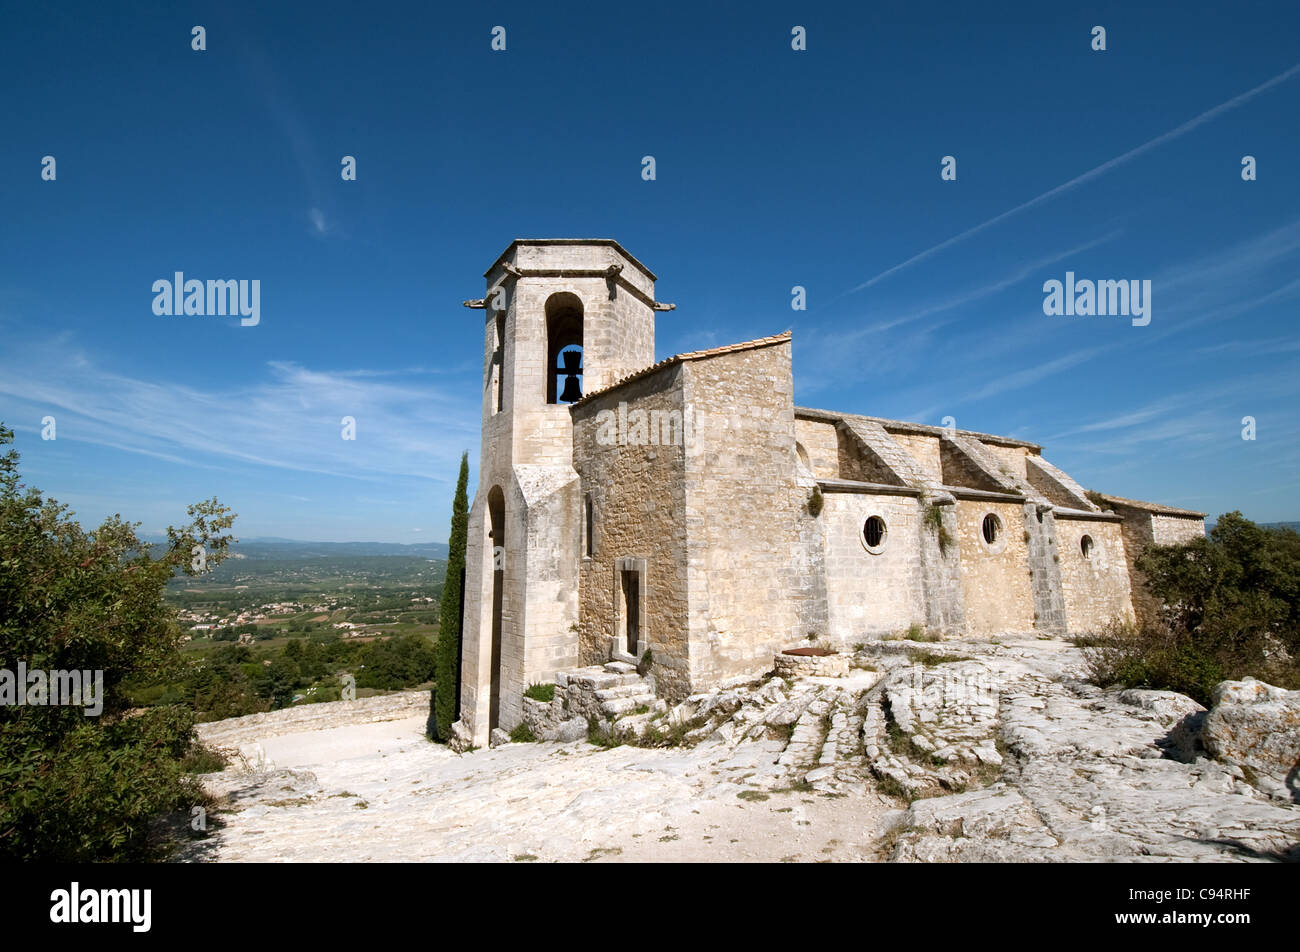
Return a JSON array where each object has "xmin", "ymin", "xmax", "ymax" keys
[{"xmin": 189, "ymin": 636, "xmax": 1299, "ymax": 862}]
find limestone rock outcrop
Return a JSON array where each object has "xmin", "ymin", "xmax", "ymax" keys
[{"xmin": 1202, "ymin": 678, "xmax": 1300, "ymax": 803}]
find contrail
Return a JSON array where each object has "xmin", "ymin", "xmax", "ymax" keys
[{"xmin": 847, "ymin": 61, "xmax": 1300, "ymax": 295}]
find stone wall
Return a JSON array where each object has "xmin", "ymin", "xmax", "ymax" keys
[
  {"xmin": 821, "ymin": 491, "xmax": 927, "ymax": 642},
  {"xmin": 983, "ymin": 444, "xmax": 1029, "ymax": 481},
  {"xmin": 794, "ymin": 417, "xmax": 840, "ymax": 480},
  {"xmin": 1112, "ymin": 505, "xmax": 1206, "ymax": 628},
  {"xmin": 836, "ymin": 428, "xmax": 903, "ymax": 484},
  {"xmin": 889, "ymin": 432, "xmax": 943, "ymax": 485},
  {"xmin": 940, "ymin": 440, "xmax": 1006, "ymax": 493},
  {"xmin": 1026, "ymin": 456, "xmax": 1091, "ymax": 509},
  {"xmin": 917, "ymin": 500, "xmax": 967, "ymax": 634},
  {"xmin": 571, "ymin": 365, "xmax": 691, "ymax": 698},
  {"xmin": 773, "ymin": 650, "xmax": 850, "ymax": 679},
  {"xmin": 1025, "ymin": 505, "xmax": 1067, "ymax": 635},
  {"xmin": 514, "ymin": 467, "xmax": 583, "ymax": 695},
  {"xmin": 1152, "ymin": 514, "xmax": 1207, "ymax": 546},
  {"xmin": 955, "ymin": 499, "xmax": 1036, "ymax": 634},
  {"xmin": 459, "ymin": 467, "xmax": 581, "ymax": 741},
  {"xmin": 1054, "ymin": 515, "xmax": 1134, "ymax": 632},
  {"xmin": 681, "ymin": 340, "xmax": 806, "ymax": 692}
]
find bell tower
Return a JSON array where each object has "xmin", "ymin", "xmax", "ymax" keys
[{"xmin": 453, "ymin": 240, "xmax": 664, "ymax": 747}]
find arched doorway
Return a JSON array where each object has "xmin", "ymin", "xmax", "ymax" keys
[{"xmin": 487, "ymin": 485, "xmax": 505, "ymax": 730}]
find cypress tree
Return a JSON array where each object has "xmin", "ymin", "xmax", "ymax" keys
[{"xmin": 432, "ymin": 452, "xmax": 470, "ymax": 740}]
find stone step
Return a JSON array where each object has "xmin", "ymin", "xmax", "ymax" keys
[
  {"xmin": 604, "ymin": 661, "xmax": 637, "ymax": 674},
  {"xmin": 600, "ymin": 695, "xmax": 659, "ymax": 717},
  {"xmin": 777, "ymin": 692, "xmax": 830, "ymax": 768},
  {"xmin": 595, "ymin": 682, "xmax": 654, "ymax": 701},
  {"xmin": 819, "ymin": 711, "xmax": 847, "ymax": 766},
  {"xmin": 819, "ymin": 690, "xmax": 866, "ymax": 767},
  {"xmin": 567, "ymin": 671, "xmax": 624, "ymax": 692}
]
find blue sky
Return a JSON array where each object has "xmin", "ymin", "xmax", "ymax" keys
[{"xmin": 2, "ymin": 1, "xmax": 1298, "ymax": 542}]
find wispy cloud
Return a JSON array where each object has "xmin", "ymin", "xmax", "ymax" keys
[
  {"xmin": 232, "ymin": 32, "xmax": 342, "ymax": 241},
  {"xmin": 797, "ymin": 234, "xmax": 1121, "ymax": 396},
  {"xmin": 1044, "ymin": 368, "xmax": 1300, "ymax": 456},
  {"xmin": 844, "ymin": 62, "xmax": 1300, "ymax": 294},
  {"xmin": 848, "ymin": 231, "xmax": 1120, "ymax": 337},
  {"xmin": 907, "ymin": 345, "xmax": 1109, "ymax": 422},
  {"xmin": 0, "ymin": 343, "xmax": 479, "ymax": 483},
  {"xmin": 308, "ymin": 207, "xmax": 334, "ymax": 237},
  {"xmin": 1195, "ymin": 336, "xmax": 1300, "ymax": 357}
]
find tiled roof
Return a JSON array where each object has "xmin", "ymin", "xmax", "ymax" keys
[
  {"xmin": 1096, "ymin": 493, "xmax": 1207, "ymax": 518},
  {"xmin": 570, "ymin": 332, "xmax": 792, "ymax": 408}
]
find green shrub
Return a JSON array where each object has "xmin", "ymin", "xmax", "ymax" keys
[
  {"xmin": 1084, "ymin": 490, "xmax": 1112, "ymax": 511},
  {"xmin": 1083, "ymin": 513, "xmax": 1300, "ymax": 704},
  {"xmin": 0, "ymin": 424, "xmax": 235, "ymax": 860},
  {"xmin": 904, "ymin": 623, "xmax": 937, "ymax": 642},
  {"xmin": 0, "ymin": 708, "xmax": 215, "ymax": 861},
  {"xmin": 524, "ymin": 682, "xmax": 555, "ymax": 702},
  {"xmin": 586, "ymin": 718, "xmax": 621, "ymax": 749},
  {"xmin": 908, "ymin": 650, "xmax": 971, "ymax": 667},
  {"xmin": 432, "ymin": 452, "xmax": 470, "ymax": 741},
  {"xmin": 807, "ymin": 486, "xmax": 824, "ymax": 517},
  {"xmin": 1084, "ymin": 622, "xmax": 1228, "ymax": 706},
  {"xmin": 509, "ymin": 722, "xmax": 537, "ymax": 743},
  {"xmin": 180, "ymin": 742, "xmax": 228, "ymax": 774},
  {"xmin": 923, "ymin": 503, "xmax": 953, "ymax": 553}
]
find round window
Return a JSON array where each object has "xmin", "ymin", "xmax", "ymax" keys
[
  {"xmin": 862, "ymin": 515, "xmax": 888, "ymax": 554},
  {"xmin": 979, "ymin": 513, "xmax": 1006, "ymax": 553},
  {"xmin": 982, "ymin": 513, "xmax": 1000, "ymax": 545},
  {"xmin": 1080, "ymin": 534, "xmax": 1094, "ymax": 559}
]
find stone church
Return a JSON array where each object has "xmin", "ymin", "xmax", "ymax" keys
[{"xmin": 451, "ymin": 239, "xmax": 1204, "ymax": 747}]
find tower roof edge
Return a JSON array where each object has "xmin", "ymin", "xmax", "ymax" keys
[{"xmin": 484, "ymin": 239, "xmax": 657, "ymax": 282}]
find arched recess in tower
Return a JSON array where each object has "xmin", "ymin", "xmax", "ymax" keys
[
  {"xmin": 545, "ymin": 291, "xmax": 584, "ymax": 404},
  {"xmin": 487, "ymin": 485, "xmax": 506, "ymax": 730}
]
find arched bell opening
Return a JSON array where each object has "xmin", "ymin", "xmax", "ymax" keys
[{"xmin": 545, "ymin": 292, "xmax": 584, "ymax": 404}]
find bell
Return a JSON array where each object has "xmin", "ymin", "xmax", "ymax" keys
[
  {"xmin": 559, "ymin": 374, "xmax": 583, "ymax": 402},
  {"xmin": 558, "ymin": 349, "xmax": 583, "ymax": 402}
]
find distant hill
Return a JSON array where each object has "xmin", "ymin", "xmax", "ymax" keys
[
  {"xmin": 227, "ymin": 538, "xmax": 450, "ymax": 560},
  {"xmin": 144, "ymin": 535, "xmax": 449, "ymax": 560},
  {"xmin": 1205, "ymin": 521, "xmax": 1299, "ymax": 534}
]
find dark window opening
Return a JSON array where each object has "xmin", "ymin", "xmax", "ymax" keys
[
  {"xmin": 864, "ymin": 515, "xmax": 886, "ymax": 549},
  {"xmin": 621, "ymin": 569, "xmax": 640, "ymax": 655},
  {"xmin": 1080, "ymin": 535, "xmax": 1094, "ymax": 559},
  {"xmin": 982, "ymin": 513, "xmax": 1000, "ymax": 545},
  {"xmin": 493, "ymin": 312, "xmax": 506, "ymax": 413},
  {"xmin": 584, "ymin": 494, "xmax": 594, "ymax": 558}
]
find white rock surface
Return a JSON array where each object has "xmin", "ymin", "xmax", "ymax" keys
[
  {"xmin": 1202, "ymin": 678, "xmax": 1300, "ymax": 803},
  {"xmin": 189, "ymin": 640, "xmax": 1300, "ymax": 863}
]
